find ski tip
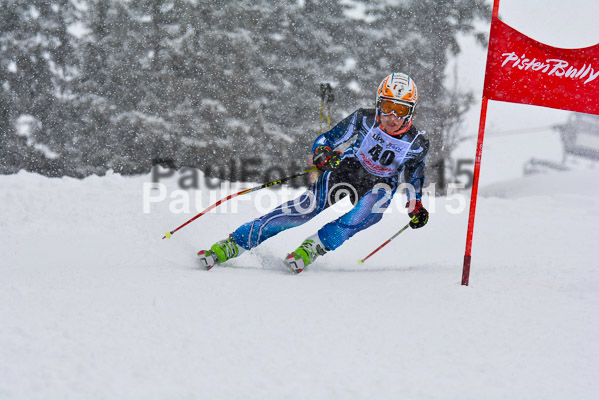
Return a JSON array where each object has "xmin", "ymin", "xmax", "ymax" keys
[
  {"xmin": 197, "ymin": 250, "xmax": 217, "ymax": 270},
  {"xmin": 284, "ymin": 254, "xmax": 304, "ymax": 275}
]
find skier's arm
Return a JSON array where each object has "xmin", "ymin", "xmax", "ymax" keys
[{"xmin": 312, "ymin": 109, "xmax": 363, "ymax": 152}]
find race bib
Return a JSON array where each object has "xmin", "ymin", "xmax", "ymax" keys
[{"xmin": 355, "ymin": 127, "xmax": 420, "ymax": 177}]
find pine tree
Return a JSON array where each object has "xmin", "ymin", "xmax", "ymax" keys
[{"xmin": 1, "ymin": 0, "xmax": 491, "ymax": 183}]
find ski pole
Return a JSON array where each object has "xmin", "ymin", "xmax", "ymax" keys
[
  {"xmin": 319, "ymin": 83, "xmax": 326, "ymax": 135},
  {"xmin": 163, "ymin": 166, "xmax": 317, "ymax": 239},
  {"xmin": 358, "ymin": 220, "xmax": 412, "ymax": 264}
]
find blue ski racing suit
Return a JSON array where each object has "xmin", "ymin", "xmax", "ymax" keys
[{"xmin": 232, "ymin": 108, "xmax": 429, "ymax": 252}]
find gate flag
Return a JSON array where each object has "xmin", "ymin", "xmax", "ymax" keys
[
  {"xmin": 484, "ymin": 17, "xmax": 599, "ymax": 115},
  {"xmin": 461, "ymin": 1, "xmax": 599, "ymax": 286}
]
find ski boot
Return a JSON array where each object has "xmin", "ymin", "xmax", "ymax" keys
[
  {"xmin": 197, "ymin": 235, "xmax": 245, "ymax": 270},
  {"xmin": 284, "ymin": 234, "xmax": 328, "ymax": 274}
]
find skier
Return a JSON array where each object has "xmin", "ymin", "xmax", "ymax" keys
[{"xmin": 198, "ymin": 72, "xmax": 430, "ymax": 273}]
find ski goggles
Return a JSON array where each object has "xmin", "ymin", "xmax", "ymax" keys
[{"xmin": 379, "ymin": 99, "xmax": 413, "ymax": 118}]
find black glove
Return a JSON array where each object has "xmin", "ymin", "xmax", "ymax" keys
[
  {"xmin": 406, "ymin": 200, "xmax": 429, "ymax": 229},
  {"xmin": 313, "ymin": 146, "xmax": 342, "ymax": 171}
]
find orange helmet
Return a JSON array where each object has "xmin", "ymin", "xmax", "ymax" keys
[{"xmin": 376, "ymin": 73, "xmax": 418, "ymax": 123}]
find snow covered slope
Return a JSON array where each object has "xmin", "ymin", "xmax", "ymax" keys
[{"xmin": 1, "ymin": 169, "xmax": 598, "ymax": 399}]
